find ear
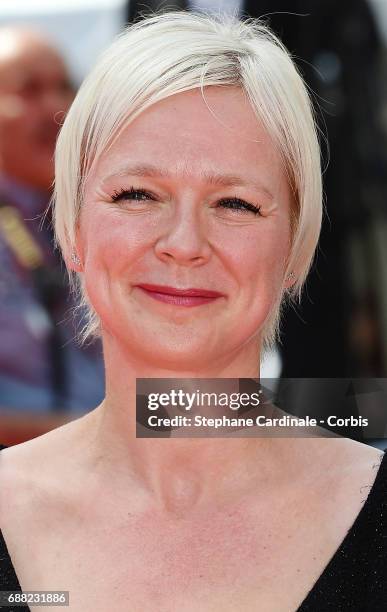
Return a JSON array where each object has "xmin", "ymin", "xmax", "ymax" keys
[
  {"xmin": 283, "ymin": 271, "xmax": 296, "ymax": 289},
  {"xmin": 64, "ymin": 226, "xmax": 83, "ymax": 272}
]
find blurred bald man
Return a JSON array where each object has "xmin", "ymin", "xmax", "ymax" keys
[
  {"xmin": 0, "ymin": 27, "xmax": 74, "ymax": 191},
  {"xmin": 0, "ymin": 27, "xmax": 105, "ymax": 413}
]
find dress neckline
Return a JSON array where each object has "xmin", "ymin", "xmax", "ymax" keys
[
  {"xmin": 296, "ymin": 448, "xmax": 387, "ymax": 610},
  {"xmin": 1, "ymin": 445, "xmax": 386, "ymax": 609}
]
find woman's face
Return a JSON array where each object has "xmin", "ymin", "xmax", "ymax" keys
[{"xmin": 79, "ymin": 86, "xmax": 292, "ymax": 370}]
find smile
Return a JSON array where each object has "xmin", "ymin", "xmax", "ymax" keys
[{"xmin": 135, "ymin": 284, "xmax": 223, "ymax": 307}]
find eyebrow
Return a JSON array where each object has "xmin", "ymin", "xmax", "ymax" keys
[{"xmin": 102, "ymin": 163, "xmax": 274, "ymax": 199}]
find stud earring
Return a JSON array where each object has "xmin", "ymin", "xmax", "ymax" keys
[
  {"xmin": 71, "ymin": 252, "xmax": 81, "ymax": 266},
  {"xmin": 286, "ymin": 271, "xmax": 295, "ymax": 282}
]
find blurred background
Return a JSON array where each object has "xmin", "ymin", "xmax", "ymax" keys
[{"xmin": 0, "ymin": 0, "xmax": 387, "ymax": 449}]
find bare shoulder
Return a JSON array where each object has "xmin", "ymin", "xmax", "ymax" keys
[
  {"xmin": 0, "ymin": 410, "xmax": 97, "ymax": 525},
  {"xmin": 0, "ymin": 409, "xmax": 94, "ymax": 477},
  {"xmin": 287, "ymin": 437, "xmax": 385, "ymax": 510},
  {"xmin": 335, "ymin": 437, "xmax": 385, "ymax": 473},
  {"xmin": 311, "ymin": 437, "xmax": 386, "ymax": 506},
  {"xmin": 314, "ymin": 436, "xmax": 384, "ymax": 474}
]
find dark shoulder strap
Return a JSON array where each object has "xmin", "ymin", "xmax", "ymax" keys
[
  {"xmin": 367, "ymin": 449, "xmax": 387, "ymax": 508},
  {"xmin": 298, "ymin": 450, "xmax": 387, "ymax": 611},
  {"xmin": 0, "ymin": 444, "xmax": 23, "ymax": 591},
  {"xmin": 0, "ymin": 529, "xmax": 23, "ymax": 593},
  {"xmin": 364, "ymin": 450, "xmax": 387, "ymax": 612},
  {"xmin": 0, "ymin": 444, "xmax": 21, "ymax": 591}
]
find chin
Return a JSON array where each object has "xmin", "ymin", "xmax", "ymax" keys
[{"xmin": 118, "ymin": 331, "xmax": 217, "ymax": 370}]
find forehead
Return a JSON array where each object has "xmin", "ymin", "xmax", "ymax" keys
[{"xmin": 92, "ymin": 86, "xmax": 286, "ymax": 189}]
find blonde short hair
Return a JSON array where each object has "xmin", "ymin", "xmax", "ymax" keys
[{"xmin": 52, "ymin": 10, "xmax": 323, "ymax": 352}]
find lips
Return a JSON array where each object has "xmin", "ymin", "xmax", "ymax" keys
[
  {"xmin": 135, "ymin": 283, "xmax": 224, "ymax": 307},
  {"xmin": 136, "ymin": 284, "xmax": 223, "ymax": 298}
]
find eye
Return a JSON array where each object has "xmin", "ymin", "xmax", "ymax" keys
[
  {"xmin": 218, "ymin": 197, "xmax": 262, "ymax": 216},
  {"xmin": 111, "ymin": 187, "xmax": 154, "ymax": 202},
  {"xmin": 110, "ymin": 188, "xmax": 262, "ymax": 216}
]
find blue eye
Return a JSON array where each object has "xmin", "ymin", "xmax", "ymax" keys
[{"xmin": 110, "ymin": 188, "xmax": 262, "ymax": 216}]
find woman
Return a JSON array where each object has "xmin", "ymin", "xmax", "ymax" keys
[{"xmin": 0, "ymin": 11, "xmax": 386, "ymax": 612}]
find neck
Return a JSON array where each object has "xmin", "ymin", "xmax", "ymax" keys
[{"xmin": 86, "ymin": 332, "xmax": 299, "ymax": 515}]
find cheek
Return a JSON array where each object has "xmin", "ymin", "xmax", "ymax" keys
[
  {"xmin": 78, "ymin": 212, "xmax": 139, "ymax": 322},
  {"xmin": 80, "ymin": 209, "xmax": 150, "ymax": 272},
  {"xmin": 223, "ymin": 222, "xmax": 290, "ymax": 291}
]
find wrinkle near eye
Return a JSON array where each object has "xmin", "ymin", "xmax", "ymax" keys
[{"xmin": 261, "ymin": 201, "xmax": 280, "ymax": 214}]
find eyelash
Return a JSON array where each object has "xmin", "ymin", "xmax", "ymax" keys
[{"xmin": 110, "ymin": 187, "xmax": 262, "ymax": 216}]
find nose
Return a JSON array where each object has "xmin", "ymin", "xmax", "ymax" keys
[{"xmin": 154, "ymin": 201, "xmax": 212, "ymax": 266}]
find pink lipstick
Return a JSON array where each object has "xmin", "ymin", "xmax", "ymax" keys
[{"xmin": 135, "ymin": 284, "xmax": 224, "ymax": 307}]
